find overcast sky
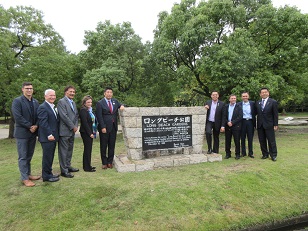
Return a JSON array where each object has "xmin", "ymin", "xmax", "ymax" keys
[{"xmin": 1, "ymin": 0, "xmax": 307, "ymax": 53}]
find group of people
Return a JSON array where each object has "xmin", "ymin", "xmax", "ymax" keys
[
  {"xmin": 12, "ymin": 81, "xmax": 278, "ymax": 187},
  {"xmin": 12, "ymin": 82, "xmax": 124, "ymax": 187},
  {"xmin": 205, "ymin": 88, "xmax": 279, "ymax": 161}
]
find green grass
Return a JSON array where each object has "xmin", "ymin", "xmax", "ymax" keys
[
  {"xmin": 280, "ymin": 112, "xmax": 308, "ymax": 117},
  {"xmin": 0, "ymin": 128, "xmax": 307, "ymax": 231}
]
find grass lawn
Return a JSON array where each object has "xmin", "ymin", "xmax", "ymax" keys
[{"xmin": 0, "ymin": 126, "xmax": 307, "ymax": 230}]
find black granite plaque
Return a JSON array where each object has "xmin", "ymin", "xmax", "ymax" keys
[{"xmin": 142, "ymin": 115, "xmax": 192, "ymax": 151}]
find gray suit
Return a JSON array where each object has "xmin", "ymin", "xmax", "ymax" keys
[
  {"xmin": 57, "ymin": 96, "xmax": 78, "ymax": 174},
  {"xmin": 12, "ymin": 95, "xmax": 39, "ymax": 180}
]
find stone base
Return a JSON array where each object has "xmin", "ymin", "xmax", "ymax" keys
[{"xmin": 114, "ymin": 152, "xmax": 222, "ymax": 173}]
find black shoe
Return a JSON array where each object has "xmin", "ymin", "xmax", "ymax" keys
[
  {"xmin": 248, "ymin": 155, "xmax": 255, "ymax": 158},
  {"xmin": 207, "ymin": 149, "xmax": 213, "ymax": 154},
  {"xmin": 271, "ymin": 157, "xmax": 277, "ymax": 161},
  {"xmin": 84, "ymin": 169, "xmax": 96, "ymax": 172},
  {"xmin": 43, "ymin": 177, "xmax": 59, "ymax": 182},
  {"xmin": 224, "ymin": 155, "xmax": 231, "ymax": 159},
  {"xmin": 61, "ymin": 172, "xmax": 74, "ymax": 178},
  {"xmin": 235, "ymin": 156, "xmax": 240, "ymax": 160},
  {"xmin": 52, "ymin": 173, "xmax": 60, "ymax": 178},
  {"xmin": 241, "ymin": 154, "xmax": 247, "ymax": 157},
  {"xmin": 91, "ymin": 166, "xmax": 96, "ymax": 170},
  {"xmin": 261, "ymin": 156, "xmax": 268, "ymax": 159},
  {"xmin": 68, "ymin": 167, "xmax": 79, "ymax": 172}
]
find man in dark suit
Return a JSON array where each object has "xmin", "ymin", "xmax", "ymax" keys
[
  {"xmin": 96, "ymin": 87, "xmax": 124, "ymax": 169},
  {"xmin": 221, "ymin": 94, "xmax": 243, "ymax": 159},
  {"xmin": 256, "ymin": 87, "xmax": 279, "ymax": 161},
  {"xmin": 239, "ymin": 92, "xmax": 256, "ymax": 158},
  {"xmin": 12, "ymin": 82, "xmax": 40, "ymax": 187},
  {"xmin": 204, "ymin": 91, "xmax": 225, "ymax": 154},
  {"xmin": 57, "ymin": 86, "xmax": 79, "ymax": 178},
  {"xmin": 37, "ymin": 89, "xmax": 60, "ymax": 182}
]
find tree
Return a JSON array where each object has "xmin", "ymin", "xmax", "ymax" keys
[
  {"xmin": 200, "ymin": 28, "xmax": 262, "ymax": 100},
  {"xmin": 152, "ymin": 0, "xmax": 307, "ymax": 107},
  {"xmin": 0, "ymin": 5, "xmax": 74, "ymax": 138},
  {"xmin": 81, "ymin": 20, "xmax": 145, "ymax": 105},
  {"xmin": 152, "ymin": 0, "xmax": 271, "ymax": 102},
  {"xmin": 250, "ymin": 5, "xmax": 308, "ymax": 109}
]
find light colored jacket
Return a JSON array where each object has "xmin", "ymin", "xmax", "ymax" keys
[{"xmin": 57, "ymin": 96, "xmax": 78, "ymax": 136}]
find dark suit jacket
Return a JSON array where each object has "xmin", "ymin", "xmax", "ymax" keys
[
  {"xmin": 96, "ymin": 98, "xmax": 122, "ymax": 133},
  {"xmin": 79, "ymin": 107, "xmax": 96, "ymax": 136},
  {"xmin": 256, "ymin": 98, "xmax": 279, "ymax": 129},
  {"xmin": 37, "ymin": 101, "xmax": 59, "ymax": 143},
  {"xmin": 222, "ymin": 103, "xmax": 243, "ymax": 130},
  {"xmin": 238, "ymin": 100, "xmax": 256, "ymax": 128},
  {"xmin": 205, "ymin": 100, "xmax": 225, "ymax": 131},
  {"xmin": 12, "ymin": 95, "xmax": 39, "ymax": 138}
]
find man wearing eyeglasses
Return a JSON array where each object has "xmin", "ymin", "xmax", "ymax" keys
[{"xmin": 12, "ymin": 82, "xmax": 40, "ymax": 187}]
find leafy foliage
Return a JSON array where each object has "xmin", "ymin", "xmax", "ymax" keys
[
  {"xmin": 81, "ymin": 21, "xmax": 145, "ymax": 105},
  {"xmin": 0, "ymin": 5, "xmax": 79, "ymax": 137},
  {"xmin": 1, "ymin": 0, "xmax": 307, "ymax": 116}
]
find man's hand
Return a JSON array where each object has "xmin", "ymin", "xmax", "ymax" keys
[
  {"xmin": 274, "ymin": 126, "xmax": 278, "ymax": 131},
  {"xmin": 120, "ymin": 105, "xmax": 125, "ymax": 111},
  {"xmin": 205, "ymin": 105, "xmax": 209, "ymax": 110},
  {"xmin": 220, "ymin": 127, "xmax": 225, "ymax": 133},
  {"xmin": 102, "ymin": 128, "xmax": 107, "ymax": 133},
  {"xmin": 227, "ymin": 122, "xmax": 233, "ymax": 127},
  {"xmin": 30, "ymin": 125, "xmax": 38, "ymax": 133},
  {"xmin": 48, "ymin": 135, "xmax": 55, "ymax": 141},
  {"xmin": 73, "ymin": 127, "xmax": 78, "ymax": 133}
]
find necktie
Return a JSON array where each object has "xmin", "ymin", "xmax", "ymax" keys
[
  {"xmin": 108, "ymin": 101, "xmax": 113, "ymax": 113},
  {"xmin": 70, "ymin": 100, "xmax": 75, "ymax": 111},
  {"xmin": 261, "ymin": 99, "xmax": 265, "ymax": 110},
  {"xmin": 53, "ymin": 106, "xmax": 57, "ymax": 118}
]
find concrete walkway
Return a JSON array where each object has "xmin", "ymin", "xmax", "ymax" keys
[
  {"xmin": 0, "ymin": 129, "xmax": 80, "ymax": 139},
  {"xmin": 0, "ymin": 129, "xmax": 8, "ymax": 139},
  {"xmin": 0, "ymin": 126, "xmax": 122, "ymax": 139}
]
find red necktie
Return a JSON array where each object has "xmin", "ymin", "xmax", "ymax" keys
[{"xmin": 108, "ymin": 101, "xmax": 113, "ymax": 113}]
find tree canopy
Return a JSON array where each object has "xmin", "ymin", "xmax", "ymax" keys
[{"xmin": 1, "ymin": 0, "xmax": 307, "ymax": 125}]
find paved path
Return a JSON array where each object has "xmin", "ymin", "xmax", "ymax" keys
[
  {"xmin": 0, "ymin": 129, "xmax": 8, "ymax": 139},
  {"xmin": 0, "ymin": 129, "xmax": 80, "ymax": 139},
  {"xmin": 0, "ymin": 126, "xmax": 122, "ymax": 139}
]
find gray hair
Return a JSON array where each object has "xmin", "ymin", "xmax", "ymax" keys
[{"xmin": 44, "ymin": 89, "xmax": 55, "ymax": 95}]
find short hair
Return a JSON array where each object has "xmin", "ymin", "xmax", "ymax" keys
[
  {"xmin": 104, "ymin": 87, "xmax": 113, "ymax": 92},
  {"xmin": 211, "ymin": 91, "xmax": 219, "ymax": 95},
  {"xmin": 64, "ymin": 85, "xmax": 75, "ymax": 93},
  {"xmin": 241, "ymin": 91, "xmax": 249, "ymax": 95},
  {"xmin": 229, "ymin": 94, "xmax": 236, "ymax": 99},
  {"xmin": 260, "ymin": 87, "xmax": 269, "ymax": 92},
  {"xmin": 81, "ymin": 95, "xmax": 92, "ymax": 108},
  {"xmin": 22, "ymin": 82, "xmax": 32, "ymax": 87},
  {"xmin": 44, "ymin": 89, "xmax": 55, "ymax": 96}
]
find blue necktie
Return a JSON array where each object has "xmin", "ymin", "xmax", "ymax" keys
[{"xmin": 70, "ymin": 100, "xmax": 75, "ymax": 111}]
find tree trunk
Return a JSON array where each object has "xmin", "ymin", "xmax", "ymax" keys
[
  {"xmin": 281, "ymin": 108, "xmax": 287, "ymax": 116},
  {"xmin": 8, "ymin": 116, "xmax": 15, "ymax": 139}
]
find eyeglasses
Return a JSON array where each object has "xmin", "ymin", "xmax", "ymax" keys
[{"xmin": 24, "ymin": 88, "xmax": 33, "ymax": 90}]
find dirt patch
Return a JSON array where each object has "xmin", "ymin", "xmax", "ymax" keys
[{"xmin": 224, "ymin": 163, "xmax": 250, "ymax": 173}]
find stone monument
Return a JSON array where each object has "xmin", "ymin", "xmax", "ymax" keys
[{"xmin": 114, "ymin": 107, "xmax": 222, "ymax": 172}]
